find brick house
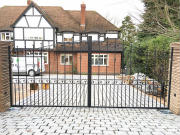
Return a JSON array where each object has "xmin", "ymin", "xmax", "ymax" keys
[{"xmin": 0, "ymin": 0, "xmax": 122, "ymax": 74}]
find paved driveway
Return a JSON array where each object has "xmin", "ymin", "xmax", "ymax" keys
[
  {"xmin": 0, "ymin": 107, "xmax": 180, "ymax": 135},
  {"xmin": 12, "ymin": 74, "xmax": 166, "ymax": 108}
]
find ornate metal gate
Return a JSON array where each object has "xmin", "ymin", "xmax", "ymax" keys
[{"xmin": 9, "ymin": 36, "xmax": 173, "ymax": 108}]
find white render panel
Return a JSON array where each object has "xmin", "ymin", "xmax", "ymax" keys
[
  {"xmin": 25, "ymin": 7, "xmax": 33, "ymax": 15},
  {"xmin": 57, "ymin": 35, "xmax": 62, "ymax": 42},
  {"xmin": 15, "ymin": 41, "xmax": 25, "ymax": 48},
  {"xmin": 39, "ymin": 17, "xmax": 51, "ymax": 28},
  {"xmin": 15, "ymin": 17, "xmax": 28, "ymax": 27},
  {"xmin": 100, "ymin": 37, "xmax": 104, "ymax": 41},
  {"xmin": 35, "ymin": 41, "xmax": 42, "ymax": 48},
  {"xmin": 14, "ymin": 28, "xmax": 23, "ymax": 40},
  {"xmin": 44, "ymin": 41, "xmax": 53, "ymax": 49},
  {"xmin": 64, "ymin": 33, "xmax": 73, "ymax": 38},
  {"xmin": 88, "ymin": 34, "xmax": 98, "ymax": 41},
  {"xmin": 34, "ymin": 8, "xmax": 41, "ymax": 15},
  {"xmin": 45, "ymin": 29, "xmax": 53, "ymax": 40},
  {"xmin": 26, "ymin": 16, "xmax": 41, "ymax": 27},
  {"xmin": 106, "ymin": 34, "xmax": 118, "ymax": 38},
  {"xmin": 26, "ymin": 41, "xmax": 33, "ymax": 48},
  {"xmin": 82, "ymin": 37, "xmax": 87, "ymax": 41},
  {"xmin": 24, "ymin": 28, "xmax": 43, "ymax": 40},
  {"xmin": 74, "ymin": 36, "xmax": 80, "ymax": 42}
]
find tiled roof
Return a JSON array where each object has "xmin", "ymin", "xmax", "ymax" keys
[{"xmin": 0, "ymin": 2, "xmax": 118, "ymax": 33}]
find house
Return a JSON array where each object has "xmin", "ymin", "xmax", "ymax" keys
[{"xmin": 0, "ymin": 0, "xmax": 122, "ymax": 74}]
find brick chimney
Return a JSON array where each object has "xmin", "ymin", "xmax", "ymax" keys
[
  {"xmin": 27, "ymin": 0, "xmax": 31, "ymax": 5},
  {"xmin": 80, "ymin": 2, "xmax": 86, "ymax": 31}
]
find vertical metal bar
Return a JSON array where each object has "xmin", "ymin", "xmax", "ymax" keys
[
  {"xmin": 33, "ymin": 42, "xmax": 35, "ymax": 106},
  {"xmin": 168, "ymin": 48, "xmax": 173, "ymax": 109},
  {"xmin": 48, "ymin": 44, "xmax": 51, "ymax": 106},
  {"xmin": 121, "ymin": 40, "xmax": 125, "ymax": 107},
  {"xmin": 41, "ymin": 42, "xmax": 43, "ymax": 106},
  {"xmin": 129, "ymin": 43, "xmax": 132, "ymax": 107},
  {"xmin": 80, "ymin": 35, "xmax": 82, "ymax": 106},
  {"xmin": 88, "ymin": 36, "xmax": 92, "ymax": 107},
  {"xmin": 8, "ymin": 46, "xmax": 13, "ymax": 106},
  {"xmin": 72, "ymin": 36, "xmax": 74, "ymax": 106},
  {"xmin": 106, "ymin": 38, "xmax": 108, "ymax": 106},
  {"xmin": 98, "ymin": 36, "xmax": 100, "ymax": 107},
  {"xmin": 113, "ymin": 39, "xmax": 117, "ymax": 107},
  {"xmin": 17, "ymin": 46, "xmax": 20, "ymax": 106},
  {"xmin": 56, "ymin": 52, "xmax": 59, "ymax": 106}
]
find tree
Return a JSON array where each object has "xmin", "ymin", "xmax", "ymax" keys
[
  {"xmin": 119, "ymin": 16, "xmax": 137, "ymax": 46},
  {"xmin": 138, "ymin": 0, "xmax": 180, "ymax": 40}
]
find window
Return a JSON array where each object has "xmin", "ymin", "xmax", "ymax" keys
[
  {"xmin": 92, "ymin": 54, "xmax": 108, "ymax": 66},
  {"xmin": 63, "ymin": 33, "xmax": 73, "ymax": 42},
  {"xmin": 61, "ymin": 54, "xmax": 73, "ymax": 65},
  {"xmin": 26, "ymin": 51, "xmax": 48, "ymax": 64},
  {"xmin": 0, "ymin": 32, "xmax": 13, "ymax": 41}
]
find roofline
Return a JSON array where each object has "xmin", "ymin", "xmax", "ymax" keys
[{"xmin": 11, "ymin": 2, "xmax": 56, "ymax": 28}]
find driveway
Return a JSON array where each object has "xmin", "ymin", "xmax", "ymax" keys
[
  {"xmin": 0, "ymin": 107, "xmax": 180, "ymax": 135},
  {"xmin": 12, "ymin": 74, "xmax": 166, "ymax": 108}
]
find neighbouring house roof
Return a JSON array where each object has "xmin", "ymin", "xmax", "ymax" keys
[
  {"xmin": 55, "ymin": 39, "xmax": 123, "ymax": 52},
  {"xmin": 0, "ymin": 2, "xmax": 118, "ymax": 33}
]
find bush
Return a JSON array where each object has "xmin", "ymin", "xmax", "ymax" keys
[{"xmin": 124, "ymin": 35, "xmax": 175, "ymax": 83}]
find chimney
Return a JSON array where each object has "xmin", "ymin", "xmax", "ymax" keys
[
  {"xmin": 80, "ymin": 2, "xmax": 86, "ymax": 31},
  {"xmin": 27, "ymin": 0, "xmax": 31, "ymax": 5}
]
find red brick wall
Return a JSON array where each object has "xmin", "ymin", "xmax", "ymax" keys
[
  {"xmin": 45, "ymin": 52, "xmax": 77, "ymax": 74},
  {"xmin": 40, "ymin": 52, "xmax": 121, "ymax": 75}
]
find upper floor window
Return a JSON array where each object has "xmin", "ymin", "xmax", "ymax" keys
[
  {"xmin": 0, "ymin": 32, "xmax": 13, "ymax": 41},
  {"xmin": 63, "ymin": 33, "xmax": 73, "ymax": 42}
]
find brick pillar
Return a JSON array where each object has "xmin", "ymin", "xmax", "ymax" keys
[
  {"xmin": 170, "ymin": 42, "xmax": 180, "ymax": 115},
  {"xmin": 0, "ymin": 42, "xmax": 11, "ymax": 112}
]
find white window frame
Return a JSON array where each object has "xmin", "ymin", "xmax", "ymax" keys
[
  {"xmin": 63, "ymin": 33, "xmax": 73, "ymax": 42},
  {"xmin": 60, "ymin": 54, "xmax": 73, "ymax": 65},
  {"xmin": 92, "ymin": 54, "xmax": 109, "ymax": 66},
  {"xmin": 0, "ymin": 32, "xmax": 12, "ymax": 41},
  {"xmin": 26, "ymin": 51, "xmax": 49, "ymax": 64}
]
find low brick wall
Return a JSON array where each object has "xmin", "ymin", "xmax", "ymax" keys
[
  {"xmin": 170, "ymin": 42, "xmax": 180, "ymax": 115},
  {"xmin": 0, "ymin": 42, "xmax": 11, "ymax": 112}
]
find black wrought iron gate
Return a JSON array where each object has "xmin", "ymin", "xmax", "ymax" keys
[{"xmin": 9, "ymin": 36, "xmax": 173, "ymax": 109}]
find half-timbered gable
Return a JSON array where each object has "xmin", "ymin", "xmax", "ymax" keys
[{"xmin": 12, "ymin": 3, "xmax": 55, "ymax": 49}]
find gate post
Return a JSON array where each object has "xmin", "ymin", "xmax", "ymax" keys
[
  {"xmin": 169, "ymin": 42, "xmax": 180, "ymax": 115},
  {"xmin": 88, "ymin": 36, "xmax": 92, "ymax": 107},
  {"xmin": 0, "ymin": 42, "xmax": 11, "ymax": 112}
]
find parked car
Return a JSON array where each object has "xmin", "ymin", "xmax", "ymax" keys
[{"xmin": 12, "ymin": 56, "xmax": 45, "ymax": 76}]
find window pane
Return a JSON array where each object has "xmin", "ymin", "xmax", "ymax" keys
[
  {"xmin": 104, "ymin": 58, "xmax": 107, "ymax": 65},
  {"xmin": 95, "ymin": 58, "xmax": 99, "ymax": 65},
  {"xmin": 6, "ymin": 35, "xmax": 10, "ymax": 40},
  {"xmin": 2, "ymin": 33, "xmax": 5, "ymax": 40},
  {"xmin": 61, "ymin": 56, "xmax": 65, "ymax": 63},
  {"xmin": 65, "ymin": 57, "xmax": 68, "ymax": 63},
  {"xmin": 99, "ymin": 58, "xmax": 103, "ymax": 65},
  {"xmin": 69, "ymin": 56, "xmax": 73, "ymax": 65}
]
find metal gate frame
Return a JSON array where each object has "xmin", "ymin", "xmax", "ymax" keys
[{"xmin": 9, "ymin": 36, "xmax": 173, "ymax": 109}]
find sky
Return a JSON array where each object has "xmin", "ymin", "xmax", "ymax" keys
[{"xmin": 0, "ymin": 0, "xmax": 145, "ymax": 27}]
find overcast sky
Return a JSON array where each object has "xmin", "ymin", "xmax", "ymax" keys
[{"xmin": 0, "ymin": 0, "xmax": 145, "ymax": 27}]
